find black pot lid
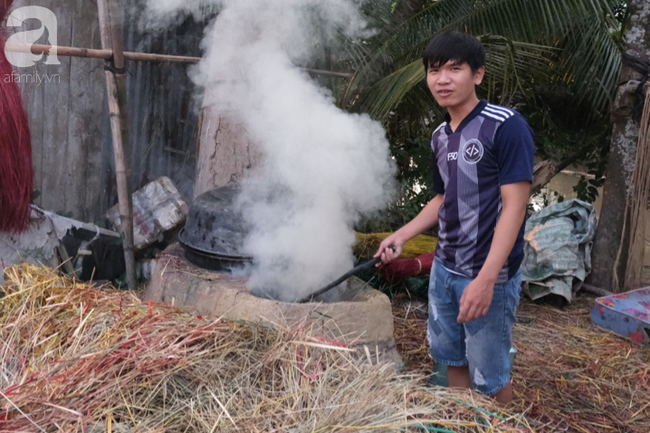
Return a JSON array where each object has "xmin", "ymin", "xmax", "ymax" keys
[{"xmin": 181, "ymin": 185, "xmax": 251, "ymax": 258}]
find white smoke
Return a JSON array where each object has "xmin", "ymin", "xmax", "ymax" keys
[{"xmin": 147, "ymin": 0, "xmax": 396, "ymax": 301}]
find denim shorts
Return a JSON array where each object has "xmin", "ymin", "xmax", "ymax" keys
[{"xmin": 427, "ymin": 259, "xmax": 522, "ymax": 396}]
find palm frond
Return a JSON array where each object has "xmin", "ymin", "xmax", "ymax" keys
[
  {"xmin": 352, "ymin": 60, "xmax": 425, "ymax": 119},
  {"xmin": 344, "ymin": 0, "xmax": 621, "ymax": 119},
  {"xmin": 350, "ymin": 36, "xmax": 558, "ymax": 121},
  {"xmin": 365, "ymin": 0, "xmax": 615, "ymax": 69}
]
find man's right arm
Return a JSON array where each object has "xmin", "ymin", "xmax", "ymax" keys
[{"xmin": 374, "ymin": 193, "xmax": 444, "ymax": 264}]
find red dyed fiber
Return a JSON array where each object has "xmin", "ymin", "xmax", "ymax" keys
[
  {"xmin": 0, "ymin": 0, "xmax": 33, "ymax": 232},
  {"xmin": 380, "ymin": 251, "xmax": 435, "ymax": 283}
]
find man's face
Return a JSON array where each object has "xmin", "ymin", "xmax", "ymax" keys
[{"xmin": 426, "ymin": 60, "xmax": 484, "ymax": 109}]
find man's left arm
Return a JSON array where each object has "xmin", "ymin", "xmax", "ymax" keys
[{"xmin": 457, "ymin": 181, "xmax": 530, "ymax": 323}]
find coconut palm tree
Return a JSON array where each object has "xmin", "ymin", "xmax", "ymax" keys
[
  {"xmin": 336, "ymin": 0, "xmax": 624, "ymax": 216},
  {"xmin": 345, "ymin": 0, "xmax": 622, "ymax": 124}
]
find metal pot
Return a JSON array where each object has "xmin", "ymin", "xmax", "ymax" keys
[{"xmin": 179, "ymin": 185, "xmax": 252, "ymax": 271}]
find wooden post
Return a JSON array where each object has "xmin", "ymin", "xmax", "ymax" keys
[{"xmin": 97, "ymin": 0, "xmax": 137, "ymax": 291}]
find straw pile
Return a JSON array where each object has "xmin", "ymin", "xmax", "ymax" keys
[
  {"xmin": 354, "ymin": 232, "xmax": 438, "ymax": 259},
  {"xmin": 512, "ymin": 298, "xmax": 650, "ymax": 432},
  {"xmin": 0, "ymin": 264, "xmax": 536, "ymax": 432},
  {"xmin": 392, "ymin": 292, "xmax": 650, "ymax": 433},
  {"xmin": 391, "ymin": 294, "xmax": 434, "ymax": 376}
]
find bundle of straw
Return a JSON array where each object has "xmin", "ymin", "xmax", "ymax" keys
[
  {"xmin": 0, "ymin": 263, "xmax": 536, "ymax": 432},
  {"xmin": 354, "ymin": 232, "xmax": 438, "ymax": 259}
]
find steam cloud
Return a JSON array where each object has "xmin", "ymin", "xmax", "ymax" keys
[{"xmin": 147, "ymin": 0, "xmax": 396, "ymax": 301}]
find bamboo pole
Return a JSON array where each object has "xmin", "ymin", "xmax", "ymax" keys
[
  {"xmin": 103, "ymin": 1, "xmax": 130, "ymax": 164},
  {"xmin": 4, "ymin": 42, "xmax": 355, "ymax": 78},
  {"xmin": 5, "ymin": 42, "xmax": 201, "ymax": 63},
  {"xmin": 97, "ymin": 0, "xmax": 137, "ymax": 291}
]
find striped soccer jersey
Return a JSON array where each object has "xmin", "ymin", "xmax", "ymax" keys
[{"xmin": 431, "ymin": 99, "xmax": 534, "ymax": 283}]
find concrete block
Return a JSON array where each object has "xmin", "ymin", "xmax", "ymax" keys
[{"xmin": 145, "ymin": 244, "xmax": 401, "ymax": 366}]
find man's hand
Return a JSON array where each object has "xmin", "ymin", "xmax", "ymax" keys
[
  {"xmin": 371, "ymin": 195, "xmax": 444, "ymax": 267},
  {"xmin": 457, "ymin": 182, "xmax": 529, "ymax": 323},
  {"xmin": 373, "ymin": 235, "xmax": 404, "ymax": 266},
  {"xmin": 457, "ymin": 275, "xmax": 495, "ymax": 323}
]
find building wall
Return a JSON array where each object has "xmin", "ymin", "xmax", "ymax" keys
[{"xmin": 10, "ymin": 0, "xmax": 205, "ymax": 223}]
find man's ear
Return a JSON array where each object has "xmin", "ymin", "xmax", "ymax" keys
[{"xmin": 474, "ymin": 66, "xmax": 485, "ymax": 85}]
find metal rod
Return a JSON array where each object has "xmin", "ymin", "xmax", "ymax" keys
[
  {"xmin": 296, "ymin": 257, "xmax": 382, "ymax": 303},
  {"xmin": 4, "ymin": 42, "xmax": 355, "ymax": 77}
]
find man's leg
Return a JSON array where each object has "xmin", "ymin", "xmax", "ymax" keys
[
  {"xmin": 448, "ymin": 368, "xmax": 512, "ymax": 404},
  {"xmin": 464, "ymin": 270, "xmax": 521, "ymax": 405},
  {"xmin": 493, "ymin": 381, "xmax": 513, "ymax": 405},
  {"xmin": 428, "ymin": 261, "xmax": 470, "ymax": 382},
  {"xmin": 447, "ymin": 365, "xmax": 471, "ymax": 389}
]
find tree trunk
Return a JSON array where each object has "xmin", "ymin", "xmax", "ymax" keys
[
  {"xmin": 588, "ymin": 1, "xmax": 650, "ymax": 293},
  {"xmin": 193, "ymin": 103, "xmax": 259, "ymax": 198}
]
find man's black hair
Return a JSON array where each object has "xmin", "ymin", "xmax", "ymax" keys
[{"xmin": 422, "ymin": 31, "xmax": 485, "ymax": 73}]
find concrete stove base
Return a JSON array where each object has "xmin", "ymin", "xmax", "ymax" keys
[{"xmin": 145, "ymin": 244, "xmax": 402, "ymax": 366}]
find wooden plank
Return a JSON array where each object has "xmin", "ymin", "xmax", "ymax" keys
[
  {"xmin": 99, "ymin": 97, "xmax": 116, "ymax": 214},
  {"xmin": 12, "ymin": 2, "xmax": 205, "ymax": 222},
  {"xmin": 39, "ymin": 0, "xmax": 72, "ymax": 215},
  {"xmin": 11, "ymin": 0, "xmax": 47, "ymax": 209},
  {"xmin": 11, "ymin": 0, "xmax": 105, "ymax": 222},
  {"xmin": 22, "ymin": 62, "xmax": 45, "ymax": 209},
  {"xmin": 66, "ymin": 0, "xmax": 104, "ymax": 222}
]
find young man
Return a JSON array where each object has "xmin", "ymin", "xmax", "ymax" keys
[{"xmin": 375, "ymin": 31, "xmax": 534, "ymax": 405}]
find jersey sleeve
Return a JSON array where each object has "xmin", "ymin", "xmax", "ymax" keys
[
  {"xmin": 494, "ymin": 114, "xmax": 535, "ymax": 186},
  {"xmin": 431, "ymin": 149, "xmax": 445, "ymax": 194}
]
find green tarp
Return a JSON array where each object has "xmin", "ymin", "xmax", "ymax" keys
[{"xmin": 521, "ymin": 199, "xmax": 597, "ymax": 302}]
